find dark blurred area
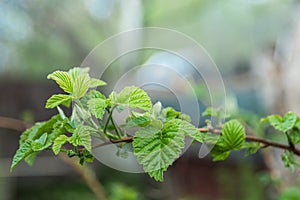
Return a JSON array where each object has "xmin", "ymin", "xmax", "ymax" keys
[{"xmin": 1, "ymin": 0, "xmax": 300, "ymax": 199}]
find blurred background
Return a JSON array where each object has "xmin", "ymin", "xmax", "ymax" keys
[{"xmin": 1, "ymin": 0, "xmax": 300, "ymax": 199}]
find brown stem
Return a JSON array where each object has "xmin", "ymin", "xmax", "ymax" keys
[
  {"xmin": 0, "ymin": 117, "xmax": 31, "ymax": 132},
  {"xmin": 198, "ymin": 127, "xmax": 300, "ymax": 156},
  {"xmin": 59, "ymin": 153, "xmax": 108, "ymax": 200},
  {"xmin": 86, "ymin": 127, "xmax": 300, "ymax": 156}
]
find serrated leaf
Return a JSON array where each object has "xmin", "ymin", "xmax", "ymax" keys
[
  {"xmin": 222, "ymin": 120, "xmax": 245, "ymax": 150},
  {"xmin": 24, "ymin": 152, "xmax": 38, "ymax": 166},
  {"xmin": 242, "ymin": 142, "xmax": 261, "ymax": 156},
  {"xmin": 46, "ymin": 94, "xmax": 72, "ymax": 109},
  {"xmin": 125, "ymin": 112, "xmax": 152, "ymax": 128},
  {"xmin": 89, "ymin": 78, "xmax": 106, "ymax": 88},
  {"xmin": 32, "ymin": 133, "xmax": 48, "ymax": 151},
  {"xmin": 168, "ymin": 119, "xmax": 202, "ymax": 143},
  {"xmin": 210, "ymin": 144, "xmax": 231, "ymax": 161},
  {"xmin": 289, "ymin": 129, "xmax": 300, "ymax": 144},
  {"xmin": 133, "ymin": 120, "xmax": 185, "ymax": 182},
  {"xmin": 69, "ymin": 125, "xmax": 93, "ymax": 151},
  {"xmin": 52, "ymin": 135, "xmax": 69, "ymax": 155},
  {"xmin": 11, "ymin": 140, "xmax": 33, "ymax": 171},
  {"xmin": 110, "ymin": 86, "xmax": 152, "ymax": 112},
  {"xmin": 47, "ymin": 71, "xmax": 73, "ymax": 94},
  {"xmin": 87, "ymin": 92, "xmax": 107, "ymax": 119},
  {"xmin": 161, "ymin": 107, "xmax": 180, "ymax": 120},
  {"xmin": 68, "ymin": 67, "xmax": 90, "ymax": 83},
  {"xmin": 261, "ymin": 112, "xmax": 297, "ymax": 132},
  {"xmin": 22, "ymin": 115, "xmax": 61, "ymax": 143},
  {"xmin": 73, "ymin": 73, "xmax": 91, "ymax": 99},
  {"xmin": 148, "ymin": 167, "xmax": 167, "ymax": 182},
  {"xmin": 281, "ymin": 150, "xmax": 300, "ymax": 172},
  {"xmin": 19, "ymin": 122, "xmax": 45, "ymax": 145}
]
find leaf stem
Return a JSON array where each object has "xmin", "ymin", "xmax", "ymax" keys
[{"xmin": 103, "ymin": 107, "xmax": 122, "ymax": 139}]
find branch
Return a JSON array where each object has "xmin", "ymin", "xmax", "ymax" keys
[
  {"xmin": 198, "ymin": 127, "xmax": 300, "ymax": 156},
  {"xmin": 89, "ymin": 128, "xmax": 300, "ymax": 156},
  {"xmin": 0, "ymin": 117, "xmax": 31, "ymax": 132}
]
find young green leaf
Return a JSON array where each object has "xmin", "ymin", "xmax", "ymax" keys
[
  {"xmin": 152, "ymin": 101, "xmax": 162, "ymax": 118},
  {"xmin": 161, "ymin": 107, "xmax": 180, "ymax": 120},
  {"xmin": 222, "ymin": 119, "xmax": 245, "ymax": 150},
  {"xmin": 89, "ymin": 78, "xmax": 106, "ymax": 88},
  {"xmin": 68, "ymin": 67, "xmax": 89, "ymax": 80},
  {"xmin": 21, "ymin": 115, "xmax": 61, "ymax": 143},
  {"xmin": 125, "ymin": 111, "xmax": 152, "ymax": 128},
  {"xmin": 168, "ymin": 119, "xmax": 202, "ymax": 143},
  {"xmin": 210, "ymin": 144, "xmax": 231, "ymax": 161},
  {"xmin": 289, "ymin": 129, "xmax": 300, "ymax": 144},
  {"xmin": 242, "ymin": 142, "xmax": 261, "ymax": 156},
  {"xmin": 86, "ymin": 90, "xmax": 107, "ymax": 119},
  {"xmin": 110, "ymin": 86, "xmax": 152, "ymax": 112},
  {"xmin": 11, "ymin": 140, "xmax": 33, "ymax": 171},
  {"xmin": 47, "ymin": 71, "xmax": 73, "ymax": 94},
  {"xmin": 32, "ymin": 133, "xmax": 48, "ymax": 151},
  {"xmin": 24, "ymin": 152, "xmax": 38, "ymax": 166},
  {"xmin": 133, "ymin": 121, "xmax": 185, "ymax": 182},
  {"xmin": 73, "ymin": 73, "xmax": 91, "ymax": 99},
  {"xmin": 52, "ymin": 135, "xmax": 69, "ymax": 155},
  {"xmin": 45, "ymin": 94, "xmax": 72, "ymax": 109},
  {"xmin": 281, "ymin": 150, "xmax": 300, "ymax": 172},
  {"xmin": 69, "ymin": 125, "xmax": 94, "ymax": 152},
  {"xmin": 261, "ymin": 111, "xmax": 297, "ymax": 132}
]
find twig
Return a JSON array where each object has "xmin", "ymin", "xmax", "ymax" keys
[
  {"xmin": 59, "ymin": 153, "xmax": 108, "ymax": 200},
  {"xmin": 0, "ymin": 117, "xmax": 31, "ymax": 132},
  {"xmin": 198, "ymin": 127, "xmax": 300, "ymax": 156},
  {"xmin": 85, "ymin": 127, "xmax": 300, "ymax": 157}
]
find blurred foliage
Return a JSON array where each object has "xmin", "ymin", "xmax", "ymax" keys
[
  {"xmin": 216, "ymin": 163, "xmax": 266, "ymax": 200},
  {"xmin": 0, "ymin": 0, "xmax": 297, "ymax": 80},
  {"xmin": 17, "ymin": 179, "xmax": 97, "ymax": 200},
  {"xmin": 108, "ymin": 182, "xmax": 140, "ymax": 200}
]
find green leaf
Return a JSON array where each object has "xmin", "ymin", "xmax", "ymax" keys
[
  {"xmin": 73, "ymin": 73, "xmax": 91, "ymax": 99},
  {"xmin": 89, "ymin": 78, "xmax": 106, "ymax": 88},
  {"xmin": 47, "ymin": 71, "xmax": 73, "ymax": 94},
  {"xmin": 125, "ymin": 111, "xmax": 152, "ymax": 128},
  {"xmin": 289, "ymin": 129, "xmax": 300, "ymax": 144},
  {"xmin": 52, "ymin": 135, "xmax": 69, "ymax": 155},
  {"xmin": 210, "ymin": 144, "xmax": 231, "ymax": 161},
  {"xmin": 86, "ymin": 91, "xmax": 107, "ymax": 119},
  {"xmin": 148, "ymin": 168, "xmax": 167, "ymax": 182},
  {"xmin": 82, "ymin": 149, "xmax": 94, "ymax": 163},
  {"xmin": 11, "ymin": 140, "xmax": 33, "ymax": 171},
  {"xmin": 21, "ymin": 115, "xmax": 61, "ymax": 143},
  {"xmin": 261, "ymin": 111, "xmax": 297, "ymax": 132},
  {"xmin": 168, "ymin": 119, "xmax": 202, "ymax": 143},
  {"xmin": 110, "ymin": 86, "xmax": 152, "ymax": 112},
  {"xmin": 88, "ymin": 98, "xmax": 106, "ymax": 119},
  {"xmin": 222, "ymin": 120, "xmax": 245, "ymax": 150},
  {"xmin": 69, "ymin": 125, "xmax": 93, "ymax": 151},
  {"xmin": 242, "ymin": 142, "xmax": 261, "ymax": 156},
  {"xmin": 133, "ymin": 120, "xmax": 185, "ymax": 182},
  {"xmin": 32, "ymin": 133, "xmax": 48, "ymax": 151},
  {"xmin": 152, "ymin": 101, "xmax": 162, "ymax": 118},
  {"xmin": 281, "ymin": 150, "xmax": 300, "ymax": 172},
  {"xmin": 202, "ymin": 107, "xmax": 229, "ymax": 119},
  {"xmin": 45, "ymin": 94, "xmax": 72, "ymax": 109},
  {"xmin": 24, "ymin": 152, "xmax": 38, "ymax": 166},
  {"xmin": 161, "ymin": 107, "xmax": 180, "ymax": 120},
  {"xmin": 68, "ymin": 67, "xmax": 89, "ymax": 83}
]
